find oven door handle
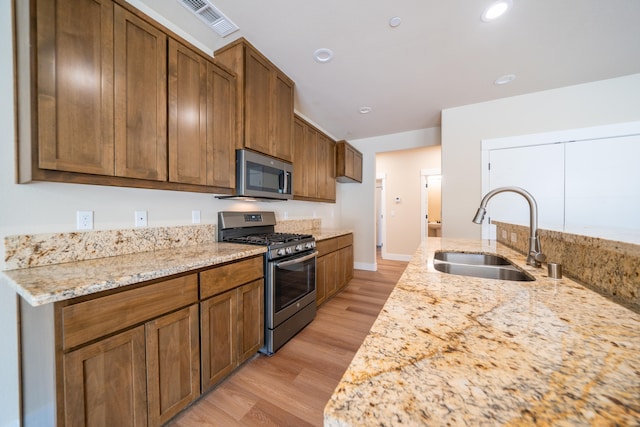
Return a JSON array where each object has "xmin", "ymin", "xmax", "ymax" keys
[{"xmin": 275, "ymin": 251, "xmax": 318, "ymax": 268}]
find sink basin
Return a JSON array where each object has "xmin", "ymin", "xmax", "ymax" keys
[
  {"xmin": 434, "ymin": 251, "xmax": 511, "ymax": 266},
  {"xmin": 433, "ymin": 251, "xmax": 534, "ymax": 282}
]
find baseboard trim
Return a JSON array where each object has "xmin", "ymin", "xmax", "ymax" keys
[
  {"xmin": 382, "ymin": 253, "xmax": 412, "ymax": 262},
  {"xmin": 354, "ymin": 262, "xmax": 376, "ymax": 271}
]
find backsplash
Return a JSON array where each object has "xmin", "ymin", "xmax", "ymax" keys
[
  {"xmin": 3, "ymin": 218, "xmax": 322, "ymax": 271},
  {"xmin": 493, "ymin": 221, "xmax": 640, "ymax": 309},
  {"xmin": 3, "ymin": 225, "xmax": 217, "ymax": 270},
  {"xmin": 275, "ymin": 218, "xmax": 321, "ymax": 233}
]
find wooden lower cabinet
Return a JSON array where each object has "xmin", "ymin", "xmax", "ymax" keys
[
  {"xmin": 237, "ymin": 279, "xmax": 264, "ymax": 361},
  {"xmin": 58, "ymin": 256, "xmax": 264, "ymax": 426},
  {"xmin": 316, "ymin": 234, "xmax": 354, "ymax": 306},
  {"xmin": 146, "ymin": 305, "xmax": 200, "ymax": 427},
  {"xmin": 201, "ymin": 289, "xmax": 237, "ymax": 389},
  {"xmin": 63, "ymin": 326, "xmax": 148, "ymax": 427},
  {"xmin": 62, "ymin": 303, "xmax": 200, "ymax": 427},
  {"xmin": 200, "ymin": 279, "xmax": 263, "ymax": 392}
]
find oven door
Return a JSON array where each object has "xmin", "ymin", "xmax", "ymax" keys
[{"xmin": 267, "ymin": 251, "xmax": 317, "ymax": 329}]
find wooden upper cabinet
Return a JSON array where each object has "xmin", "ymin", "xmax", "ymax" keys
[
  {"xmin": 317, "ymin": 134, "xmax": 336, "ymax": 200},
  {"xmin": 215, "ymin": 38, "xmax": 294, "ymax": 162},
  {"xmin": 293, "ymin": 118, "xmax": 306, "ymax": 197},
  {"xmin": 36, "ymin": 0, "xmax": 115, "ymax": 175},
  {"xmin": 336, "ymin": 140, "xmax": 363, "ymax": 183},
  {"xmin": 207, "ymin": 61, "xmax": 238, "ymax": 189},
  {"xmin": 168, "ymin": 39, "xmax": 207, "ymax": 185},
  {"xmin": 168, "ymin": 38, "xmax": 238, "ymax": 189},
  {"xmin": 243, "ymin": 49, "xmax": 273, "ymax": 156},
  {"xmin": 114, "ymin": 5, "xmax": 167, "ymax": 181},
  {"xmin": 25, "ymin": 0, "xmax": 238, "ymax": 193},
  {"xmin": 292, "ymin": 115, "xmax": 335, "ymax": 202},
  {"xmin": 272, "ymin": 71, "xmax": 294, "ymax": 162}
]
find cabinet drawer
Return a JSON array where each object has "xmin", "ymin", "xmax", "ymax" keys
[
  {"xmin": 62, "ymin": 274, "xmax": 198, "ymax": 350},
  {"xmin": 200, "ymin": 256, "xmax": 263, "ymax": 299},
  {"xmin": 316, "ymin": 238, "xmax": 338, "ymax": 257},
  {"xmin": 337, "ymin": 233, "xmax": 353, "ymax": 249}
]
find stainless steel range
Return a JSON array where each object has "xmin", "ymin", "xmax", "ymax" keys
[{"xmin": 218, "ymin": 211, "xmax": 317, "ymax": 355}]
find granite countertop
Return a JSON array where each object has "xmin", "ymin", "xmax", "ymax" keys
[
  {"xmin": 311, "ymin": 229, "xmax": 353, "ymax": 241},
  {"xmin": 2, "ymin": 242, "xmax": 266, "ymax": 307},
  {"xmin": 324, "ymin": 238, "xmax": 640, "ymax": 426},
  {"xmin": 2, "ymin": 227, "xmax": 352, "ymax": 307}
]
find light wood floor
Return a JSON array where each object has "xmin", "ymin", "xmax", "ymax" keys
[{"xmin": 168, "ymin": 253, "xmax": 408, "ymax": 427}]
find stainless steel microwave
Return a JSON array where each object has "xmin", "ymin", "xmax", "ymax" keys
[{"xmin": 234, "ymin": 149, "xmax": 293, "ymax": 200}]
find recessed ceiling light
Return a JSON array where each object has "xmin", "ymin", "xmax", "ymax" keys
[
  {"xmin": 359, "ymin": 107, "xmax": 373, "ymax": 114},
  {"xmin": 389, "ymin": 16, "xmax": 402, "ymax": 28},
  {"xmin": 482, "ymin": 0, "xmax": 512, "ymax": 22},
  {"xmin": 313, "ymin": 48, "xmax": 334, "ymax": 63},
  {"xmin": 494, "ymin": 74, "xmax": 516, "ymax": 85}
]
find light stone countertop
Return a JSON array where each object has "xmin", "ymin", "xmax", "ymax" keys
[
  {"xmin": 311, "ymin": 229, "xmax": 353, "ymax": 241},
  {"xmin": 324, "ymin": 238, "xmax": 640, "ymax": 426},
  {"xmin": 2, "ymin": 228, "xmax": 352, "ymax": 307},
  {"xmin": 2, "ymin": 242, "xmax": 266, "ymax": 306}
]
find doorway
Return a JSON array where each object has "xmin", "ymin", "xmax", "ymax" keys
[
  {"xmin": 375, "ymin": 174, "xmax": 386, "ymax": 254},
  {"xmin": 420, "ymin": 169, "xmax": 442, "ymax": 239}
]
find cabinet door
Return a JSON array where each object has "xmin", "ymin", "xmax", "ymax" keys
[
  {"xmin": 337, "ymin": 246, "xmax": 353, "ymax": 290},
  {"xmin": 353, "ymin": 150, "xmax": 363, "ymax": 183},
  {"xmin": 293, "ymin": 118, "xmax": 306, "ymax": 197},
  {"xmin": 63, "ymin": 326, "xmax": 147, "ymax": 427},
  {"xmin": 114, "ymin": 5, "xmax": 167, "ymax": 180},
  {"xmin": 36, "ymin": 0, "xmax": 115, "ymax": 175},
  {"xmin": 316, "ymin": 255, "xmax": 327, "ymax": 306},
  {"xmin": 146, "ymin": 305, "xmax": 200, "ymax": 427},
  {"xmin": 317, "ymin": 135, "xmax": 336, "ymax": 201},
  {"xmin": 244, "ymin": 48, "xmax": 272, "ymax": 156},
  {"xmin": 200, "ymin": 290, "xmax": 237, "ymax": 392},
  {"xmin": 305, "ymin": 125, "xmax": 319, "ymax": 198},
  {"xmin": 271, "ymin": 71, "xmax": 294, "ymax": 162},
  {"xmin": 328, "ymin": 139, "xmax": 337, "ymax": 200},
  {"xmin": 207, "ymin": 62, "xmax": 237, "ymax": 189},
  {"xmin": 325, "ymin": 251, "xmax": 338, "ymax": 298},
  {"xmin": 168, "ymin": 39, "xmax": 207, "ymax": 185},
  {"xmin": 238, "ymin": 279, "xmax": 264, "ymax": 362}
]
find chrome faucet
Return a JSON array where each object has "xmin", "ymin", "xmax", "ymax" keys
[{"xmin": 472, "ymin": 186, "xmax": 546, "ymax": 267}]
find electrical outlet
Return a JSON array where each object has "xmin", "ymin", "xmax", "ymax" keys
[
  {"xmin": 192, "ymin": 210, "xmax": 201, "ymax": 224},
  {"xmin": 135, "ymin": 210, "xmax": 147, "ymax": 227},
  {"xmin": 77, "ymin": 211, "xmax": 93, "ymax": 230}
]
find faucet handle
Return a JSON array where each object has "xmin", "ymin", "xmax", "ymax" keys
[{"xmin": 534, "ymin": 252, "xmax": 547, "ymax": 263}]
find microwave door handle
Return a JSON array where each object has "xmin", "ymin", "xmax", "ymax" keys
[
  {"xmin": 275, "ymin": 251, "xmax": 318, "ymax": 268},
  {"xmin": 279, "ymin": 170, "xmax": 286, "ymax": 193},
  {"xmin": 283, "ymin": 171, "xmax": 289, "ymax": 194}
]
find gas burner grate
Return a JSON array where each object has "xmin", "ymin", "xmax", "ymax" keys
[{"xmin": 226, "ymin": 233, "xmax": 313, "ymax": 246}]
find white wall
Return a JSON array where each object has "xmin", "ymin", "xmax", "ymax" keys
[
  {"xmin": 1, "ymin": 1, "xmax": 21, "ymax": 424},
  {"xmin": 376, "ymin": 146, "xmax": 441, "ymax": 258},
  {"xmin": 341, "ymin": 128, "xmax": 441, "ymax": 270},
  {"xmin": 441, "ymin": 73, "xmax": 640, "ymax": 239}
]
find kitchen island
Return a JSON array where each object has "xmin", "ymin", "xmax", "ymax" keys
[{"xmin": 324, "ymin": 238, "xmax": 640, "ymax": 426}]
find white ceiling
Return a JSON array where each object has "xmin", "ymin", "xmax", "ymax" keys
[{"xmin": 134, "ymin": 0, "xmax": 640, "ymax": 141}]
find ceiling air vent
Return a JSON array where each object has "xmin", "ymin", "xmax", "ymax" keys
[{"xmin": 177, "ymin": 0, "xmax": 239, "ymax": 37}]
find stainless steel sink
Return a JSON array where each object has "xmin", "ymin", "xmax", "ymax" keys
[
  {"xmin": 433, "ymin": 251, "xmax": 534, "ymax": 282},
  {"xmin": 433, "ymin": 251, "xmax": 511, "ymax": 266}
]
